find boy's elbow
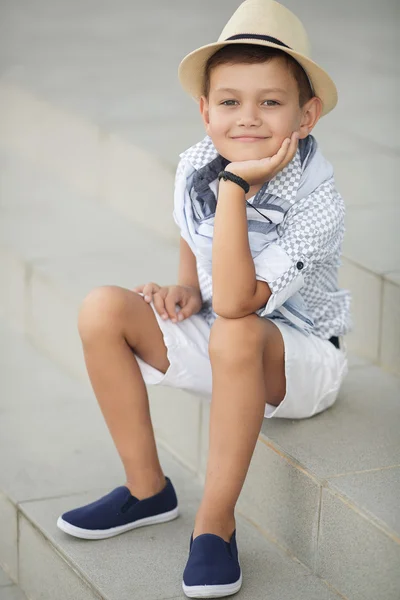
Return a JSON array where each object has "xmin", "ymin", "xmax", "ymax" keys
[
  {"xmin": 212, "ymin": 282, "xmax": 272, "ymax": 319},
  {"xmin": 212, "ymin": 298, "xmax": 251, "ymax": 319}
]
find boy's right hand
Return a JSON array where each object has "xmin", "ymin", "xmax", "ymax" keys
[{"xmin": 132, "ymin": 283, "xmax": 202, "ymax": 323}]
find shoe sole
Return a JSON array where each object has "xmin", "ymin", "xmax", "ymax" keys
[
  {"xmin": 182, "ymin": 573, "xmax": 242, "ymax": 598},
  {"xmin": 57, "ymin": 506, "xmax": 179, "ymax": 539}
]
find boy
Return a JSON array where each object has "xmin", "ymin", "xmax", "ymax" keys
[{"xmin": 57, "ymin": 0, "xmax": 351, "ymax": 597}]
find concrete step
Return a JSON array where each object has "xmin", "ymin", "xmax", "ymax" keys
[
  {"xmin": 0, "ymin": 83, "xmax": 399, "ymax": 374},
  {"xmin": 0, "ymin": 148, "xmax": 179, "ymax": 380},
  {"xmin": 0, "ymin": 149, "xmax": 399, "ymax": 600},
  {"xmin": 0, "ymin": 566, "xmax": 26, "ymax": 600},
  {"xmin": 0, "ymin": 319, "xmax": 344, "ymax": 600}
]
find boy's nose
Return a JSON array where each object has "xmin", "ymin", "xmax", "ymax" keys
[{"xmin": 236, "ymin": 111, "xmax": 262, "ymax": 128}]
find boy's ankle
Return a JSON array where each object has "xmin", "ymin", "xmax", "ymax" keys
[{"xmin": 125, "ymin": 474, "xmax": 167, "ymax": 500}]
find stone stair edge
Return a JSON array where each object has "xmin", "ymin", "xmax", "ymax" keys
[
  {"xmin": 3, "ymin": 498, "xmax": 117, "ymax": 600},
  {"xmin": 249, "ymin": 431, "xmax": 399, "ymax": 544},
  {"xmin": 160, "ymin": 392, "xmax": 400, "ymax": 548},
  {"xmin": 321, "ymin": 483, "xmax": 400, "ymax": 545},
  {"xmin": 341, "ymin": 255, "xmax": 400, "ymax": 286},
  {"xmin": 14, "ymin": 480, "xmax": 390, "ymax": 600},
  {"xmin": 17, "ymin": 504, "xmax": 100, "ymax": 594},
  {"xmin": 0, "ymin": 469, "xmax": 345, "ymax": 600},
  {"xmin": 157, "ymin": 418, "xmax": 399, "ymax": 545},
  {"xmin": 2, "ymin": 484, "xmax": 346, "ymax": 600}
]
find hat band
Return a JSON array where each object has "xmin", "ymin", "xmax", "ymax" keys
[{"xmin": 225, "ymin": 33, "xmax": 292, "ymax": 50}]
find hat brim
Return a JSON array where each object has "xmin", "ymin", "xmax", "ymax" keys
[{"xmin": 178, "ymin": 39, "xmax": 337, "ymax": 117}]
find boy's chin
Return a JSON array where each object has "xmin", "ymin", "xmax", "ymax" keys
[
  {"xmin": 224, "ymin": 149, "xmax": 274, "ymax": 163},
  {"xmin": 219, "ymin": 141, "xmax": 276, "ymax": 163}
]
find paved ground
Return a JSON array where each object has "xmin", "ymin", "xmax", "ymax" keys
[{"xmin": 0, "ymin": 565, "xmax": 26, "ymax": 600}]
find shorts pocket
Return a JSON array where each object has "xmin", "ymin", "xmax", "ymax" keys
[{"xmin": 311, "ymin": 349, "xmax": 349, "ymax": 416}]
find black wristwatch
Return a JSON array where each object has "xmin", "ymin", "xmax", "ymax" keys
[{"xmin": 218, "ymin": 170, "xmax": 250, "ymax": 194}]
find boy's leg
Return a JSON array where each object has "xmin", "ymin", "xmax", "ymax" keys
[
  {"xmin": 78, "ymin": 285, "xmax": 170, "ymax": 500},
  {"xmin": 193, "ymin": 315, "xmax": 285, "ymax": 541}
]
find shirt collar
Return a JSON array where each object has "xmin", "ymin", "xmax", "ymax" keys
[{"xmin": 180, "ymin": 135, "xmax": 303, "ymax": 204}]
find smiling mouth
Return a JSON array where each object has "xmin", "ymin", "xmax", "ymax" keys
[{"xmin": 232, "ymin": 136, "xmax": 268, "ymax": 142}]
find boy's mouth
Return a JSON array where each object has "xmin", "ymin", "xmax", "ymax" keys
[{"xmin": 231, "ymin": 136, "xmax": 268, "ymax": 142}]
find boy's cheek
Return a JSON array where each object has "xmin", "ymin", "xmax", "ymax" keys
[
  {"xmin": 266, "ymin": 134, "xmax": 292, "ymax": 157},
  {"xmin": 207, "ymin": 122, "xmax": 226, "ymax": 139}
]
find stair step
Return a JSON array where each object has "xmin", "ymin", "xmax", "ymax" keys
[
  {"xmin": 0, "ymin": 319, "xmax": 343, "ymax": 600},
  {"xmin": 0, "ymin": 565, "xmax": 26, "ymax": 600}
]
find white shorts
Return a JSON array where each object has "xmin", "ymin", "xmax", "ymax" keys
[{"xmin": 134, "ymin": 294, "xmax": 348, "ymax": 420}]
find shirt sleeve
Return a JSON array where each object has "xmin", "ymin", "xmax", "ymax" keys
[
  {"xmin": 254, "ymin": 181, "xmax": 345, "ymax": 316},
  {"xmin": 172, "ymin": 157, "xmax": 187, "ymax": 232},
  {"xmin": 171, "ymin": 157, "xmax": 198, "ymax": 255}
]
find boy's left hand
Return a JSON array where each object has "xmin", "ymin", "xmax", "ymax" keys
[{"xmin": 225, "ymin": 131, "xmax": 299, "ymax": 187}]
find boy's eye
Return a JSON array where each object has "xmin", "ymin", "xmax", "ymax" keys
[{"xmin": 220, "ymin": 100, "xmax": 279, "ymax": 107}]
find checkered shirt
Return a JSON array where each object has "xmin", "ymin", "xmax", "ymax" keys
[{"xmin": 174, "ymin": 135, "xmax": 352, "ymax": 340}]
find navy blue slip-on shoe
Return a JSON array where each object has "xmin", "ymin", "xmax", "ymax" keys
[
  {"xmin": 57, "ymin": 476, "xmax": 178, "ymax": 540},
  {"xmin": 182, "ymin": 530, "xmax": 242, "ymax": 598}
]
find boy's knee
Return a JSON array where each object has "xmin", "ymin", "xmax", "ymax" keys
[
  {"xmin": 208, "ymin": 315, "xmax": 265, "ymax": 362},
  {"xmin": 78, "ymin": 285, "xmax": 130, "ymax": 342}
]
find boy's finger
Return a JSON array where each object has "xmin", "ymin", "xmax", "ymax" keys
[
  {"xmin": 164, "ymin": 293, "xmax": 181, "ymax": 322},
  {"xmin": 142, "ymin": 282, "xmax": 160, "ymax": 302},
  {"xmin": 270, "ymin": 133, "xmax": 298, "ymax": 177},
  {"xmin": 152, "ymin": 292, "xmax": 167, "ymax": 319},
  {"xmin": 133, "ymin": 284, "xmax": 146, "ymax": 294},
  {"xmin": 269, "ymin": 137, "xmax": 291, "ymax": 169},
  {"xmin": 176, "ymin": 295, "xmax": 197, "ymax": 322},
  {"xmin": 176, "ymin": 307, "xmax": 191, "ymax": 322},
  {"xmin": 142, "ymin": 285, "xmax": 153, "ymax": 302},
  {"xmin": 280, "ymin": 133, "xmax": 298, "ymax": 160},
  {"xmin": 134, "ymin": 284, "xmax": 151, "ymax": 301}
]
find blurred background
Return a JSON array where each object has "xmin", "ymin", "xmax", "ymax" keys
[{"xmin": 0, "ymin": 2, "xmax": 399, "ymax": 600}]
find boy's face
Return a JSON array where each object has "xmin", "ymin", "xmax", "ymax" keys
[{"xmin": 199, "ymin": 56, "xmax": 320, "ymax": 163}]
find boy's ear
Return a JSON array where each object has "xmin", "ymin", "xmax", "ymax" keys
[
  {"xmin": 199, "ymin": 96, "xmax": 211, "ymax": 133},
  {"xmin": 298, "ymin": 96, "xmax": 323, "ymax": 139}
]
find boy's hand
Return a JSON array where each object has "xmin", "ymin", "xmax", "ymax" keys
[
  {"xmin": 133, "ymin": 283, "xmax": 202, "ymax": 323},
  {"xmin": 225, "ymin": 131, "xmax": 299, "ymax": 187}
]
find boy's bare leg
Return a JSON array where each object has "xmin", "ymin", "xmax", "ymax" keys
[
  {"xmin": 193, "ymin": 315, "xmax": 285, "ymax": 542},
  {"xmin": 78, "ymin": 286, "xmax": 170, "ymax": 500}
]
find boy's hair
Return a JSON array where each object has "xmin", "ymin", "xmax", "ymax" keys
[{"xmin": 203, "ymin": 44, "xmax": 314, "ymax": 108}]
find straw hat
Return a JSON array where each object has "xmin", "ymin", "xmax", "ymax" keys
[{"xmin": 178, "ymin": 0, "xmax": 337, "ymax": 117}]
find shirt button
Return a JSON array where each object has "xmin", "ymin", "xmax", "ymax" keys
[{"xmin": 297, "ymin": 261, "xmax": 304, "ymax": 270}]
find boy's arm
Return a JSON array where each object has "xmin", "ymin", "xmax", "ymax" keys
[
  {"xmin": 178, "ymin": 237, "xmax": 201, "ymax": 295},
  {"xmin": 212, "ymin": 180, "xmax": 271, "ymax": 318}
]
